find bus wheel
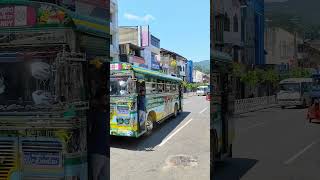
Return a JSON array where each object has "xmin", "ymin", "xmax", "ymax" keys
[
  {"xmin": 281, "ymin": 106, "xmax": 285, "ymax": 109},
  {"xmin": 174, "ymin": 104, "xmax": 178, "ymax": 117},
  {"xmin": 145, "ymin": 115, "xmax": 154, "ymax": 135}
]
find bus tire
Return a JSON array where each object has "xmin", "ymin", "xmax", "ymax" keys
[
  {"xmin": 281, "ymin": 106, "xmax": 285, "ymax": 109},
  {"xmin": 145, "ymin": 114, "xmax": 154, "ymax": 136},
  {"xmin": 174, "ymin": 104, "xmax": 178, "ymax": 117}
]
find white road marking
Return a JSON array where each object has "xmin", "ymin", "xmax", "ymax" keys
[
  {"xmin": 158, "ymin": 118, "xmax": 193, "ymax": 147},
  {"xmin": 199, "ymin": 107, "xmax": 209, "ymax": 114},
  {"xmin": 284, "ymin": 140, "xmax": 320, "ymax": 165},
  {"xmin": 240, "ymin": 122, "xmax": 266, "ymax": 132}
]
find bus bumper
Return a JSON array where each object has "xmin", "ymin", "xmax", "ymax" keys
[
  {"xmin": 278, "ymin": 100, "xmax": 303, "ymax": 106},
  {"xmin": 110, "ymin": 130, "xmax": 138, "ymax": 137}
]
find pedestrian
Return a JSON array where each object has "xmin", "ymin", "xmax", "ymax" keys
[{"xmin": 88, "ymin": 88, "xmax": 109, "ymax": 180}]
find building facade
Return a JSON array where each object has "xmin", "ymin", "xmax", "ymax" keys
[
  {"xmin": 119, "ymin": 26, "xmax": 160, "ymax": 69},
  {"xmin": 160, "ymin": 48, "xmax": 187, "ymax": 81},
  {"xmin": 253, "ymin": 0, "xmax": 265, "ymax": 65},
  {"xmin": 265, "ymin": 27, "xmax": 302, "ymax": 66},
  {"xmin": 241, "ymin": 0, "xmax": 256, "ymax": 65},
  {"xmin": 110, "ymin": 0, "xmax": 120, "ymax": 61},
  {"xmin": 186, "ymin": 60, "xmax": 193, "ymax": 83},
  {"xmin": 223, "ymin": 0, "xmax": 243, "ymax": 63}
]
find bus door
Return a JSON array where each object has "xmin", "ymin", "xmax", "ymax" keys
[
  {"xmin": 137, "ymin": 80, "xmax": 146, "ymax": 132},
  {"xmin": 179, "ymin": 84, "xmax": 183, "ymax": 111}
]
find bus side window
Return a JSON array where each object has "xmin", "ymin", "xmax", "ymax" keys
[
  {"xmin": 171, "ymin": 84, "xmax": 176, "ymax": 92},
  {"xmin": 146, "ymin": 82, "xmax": 153, "ymax": 94},
  {"xmin": 152, "ymin": 83, "xmax": 157, "ymax": 93},
  {"xmin": 166, "ymin": 84, "xmax": 170, "ymax": 93},
  {"xmin": 157, "ymin": 83, "xmax": 163, "ymax": 93}
]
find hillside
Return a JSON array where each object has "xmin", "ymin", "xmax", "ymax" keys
[
  {"xmin": 265, "ymin": 0, "xmax": 320, "ymax": 39},
  {"xmin": 193, "ymin": 60, "xmax": 210, "ymax": 74}
]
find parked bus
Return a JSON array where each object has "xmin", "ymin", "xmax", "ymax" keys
[
  {"xmin": 211, "ymin": 50, "xmax": 235, "ymax": 174},
  {"xmin": 110, "ymin": 62, "xmax": 183, "ymax": 137},
  {"xmin": 0, "ymin": 1, "xmax": 108, "ymax": 179},
  {"xmin": 277, "ymin": 78, "xmax": 313, "ymax": 109}
]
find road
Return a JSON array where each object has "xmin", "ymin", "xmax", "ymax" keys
[
  {"xmin": 111, "ymin": 95, "xmax": 210, "ymax": 180},
  {"xmin": 214, "ymin": 106, "xmax": 320, "ymax": 180}
]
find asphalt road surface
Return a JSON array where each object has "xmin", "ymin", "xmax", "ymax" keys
[
  {"xmin": 214, "ymin": 106, "xmax": 320, "ymax": 180},
  {"xmin": 110, "ymin": 95, "xmax": 210, "ymax": 180}
]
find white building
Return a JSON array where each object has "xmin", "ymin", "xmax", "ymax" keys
[
  {"xmin": 110, "ymin": 0, "xmax": 119, "ymax": 61},
  {"xmin": 193, "ymin": 70, "xmax": 205, "ymax": 83},
  {"xmin": 223, "ymin": 0, "xmax": 242, "ymax": 62},
  {"xmin": 265, "ymin": 27, "xmax": 302, "ymax": 65}
]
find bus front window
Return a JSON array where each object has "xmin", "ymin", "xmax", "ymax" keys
[
  {"xmin": 110, "ymin": 76, "xmax": 134, "ymax": 96},
  {"xmin": 280, "ymin": 83, "xmax": 300, "ymax": 92}
]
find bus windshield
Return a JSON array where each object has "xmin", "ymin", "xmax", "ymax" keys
[
  {"xmin": 110, "ymin": 76, "xmax": 133, "ymax": 96},
  {"xmin": 279, "ymin": 83, "xmax": 300, "ymax": 92}
]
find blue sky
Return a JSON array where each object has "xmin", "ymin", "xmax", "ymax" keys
[{"xmin": 118, "ymin": 0, "xmax": 210, "ymax": 62}]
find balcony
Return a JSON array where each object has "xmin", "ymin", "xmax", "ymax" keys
[{"xmin": 119, "ymin": 54, "xmax": 145, "ymax": 65}]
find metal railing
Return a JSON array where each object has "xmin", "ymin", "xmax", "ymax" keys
[{"xmin": 234, "ymin": 95, "xmax": 277, "ymax": 114}]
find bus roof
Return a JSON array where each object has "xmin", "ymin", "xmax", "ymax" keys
[
  {"xmin": 111, "ymin": 62, "xmax": 183, "ymax": 82},
  {"xmin": 279, "ymin": 78, "xmax": 313, "ymax": 84}
]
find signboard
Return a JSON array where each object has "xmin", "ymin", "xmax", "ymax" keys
[
  {"xmin": 129, "ymin": 56, "xmax": 145, "ymax": 64},
  {"xmin": 0, "ymin": 6, "xmax": 36, "ymax": 27},
  {"xmin": 110, "ymin": 63, "xmax": 132, "ymax": 71},
  {"xmin": 151, "ymin": 53, "xmax": 160, "ymax": 70},
  {"xmin": 23, "ymin": 152, "xmax": 62, "ymax": 168},
  {"xmin": 141, "ymin": 26, "xmax": 150, "ymax": 47},
  {"xmin": 0, "ymin": 30, "xmax": 69, "ymax": 45},
  {"xmin": 76, "ymin": 0, "xmax": 108, "ymax": 19}
]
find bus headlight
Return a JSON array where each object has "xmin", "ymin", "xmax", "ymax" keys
[{"xmin": 124, "ymin": 119, "xmax": 130, "ymax": 125}]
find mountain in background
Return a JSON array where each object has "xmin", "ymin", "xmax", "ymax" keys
[
  {"xmin": 193, "ymin": 60, "xmax": 210, "ymax": 74},
  {"xmin": 265, "ymin": 0, "xmax": 320, "ymax": 39}
]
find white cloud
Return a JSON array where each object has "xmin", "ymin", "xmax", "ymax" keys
[{"xmin": 124, "ymin": 13, "xmax": 155, "ymax": 23}]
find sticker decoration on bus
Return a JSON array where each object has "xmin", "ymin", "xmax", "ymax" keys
[{"xmin": 23, "ymin": 152, "xmax": 62, "ymax": 168}]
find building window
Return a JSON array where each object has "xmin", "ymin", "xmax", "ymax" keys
[
  {"xmin": 233, "ymin": 15, "xmax": 238, "ymax": 32},
  {"xmin": 151, "ymin": 35, "xmax": 160, "ymax": 48},
  {"xmin": 224, "ymin": 13, "xmax": 230, "ymax": 32}
]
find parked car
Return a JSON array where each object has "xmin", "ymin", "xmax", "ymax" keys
[{"xmin": 206, "ymin": 92, "xmax": 211, "ymax": 101}]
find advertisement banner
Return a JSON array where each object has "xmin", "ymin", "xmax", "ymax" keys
[
  {"xmin": 0, "ymin": 4, "xmax": 72, "ymax": 28},
  {"xmin": 0, "ymin": 6, "xmax": 36, "ymax": 27}
]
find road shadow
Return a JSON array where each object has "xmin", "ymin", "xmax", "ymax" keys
[
  {"xmin": 110, "ymin": 111, "xmax": 191, "ymax": 151},
  {"xmin": 213, "ymin": 158, "xmax": 258, "ymax": 180},
  {"xmin": 284, "ymin": 106, "xmax": 307, "ymax": 110}
]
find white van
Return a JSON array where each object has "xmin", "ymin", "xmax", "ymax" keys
[
  {"xmin": 277, "ymin": 78, "xmax": 313, "ymax": 108},
  {"xmin": 196, "ymin": 86, "xmax": 209, "ymax": 96}
]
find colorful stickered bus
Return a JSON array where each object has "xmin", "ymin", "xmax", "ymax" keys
[{"xmin": 110, "ymin": 62, "xmax": 183, "ymax": 137}]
